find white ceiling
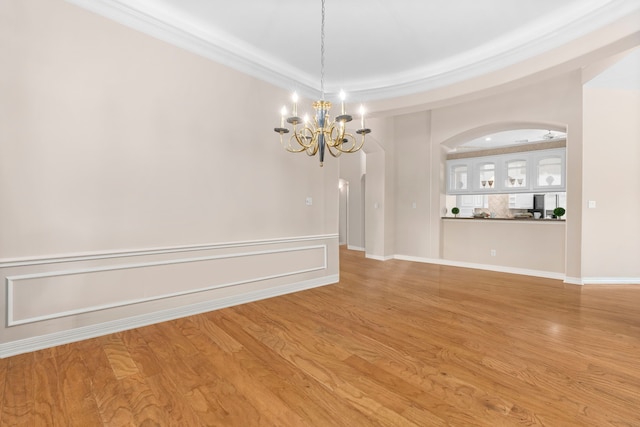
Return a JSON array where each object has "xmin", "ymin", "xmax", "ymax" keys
[
  {"xmin": 453, "ymin": 129, "xmax": 567, "ymax": 152},
  {"xmin": 585, "ymin": 47, "xmax": 640, "ymax": 90},
  {"xmin": 69, "ymin": 0, "xmax": 640, "ymax": 101},
  {"xmin": 67, "ymin": 0, "xmax": 638, "ymax": 148}
]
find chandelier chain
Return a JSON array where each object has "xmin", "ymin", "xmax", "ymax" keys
[{"xmin": 320, "ymin": 0, "xmax": 325, "ymax": 100}]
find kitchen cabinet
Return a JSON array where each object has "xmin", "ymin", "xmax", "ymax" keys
[
  {"xmin": 473, "ymin": 159, "xmax": 500, "ymax": 192},
  {"xmin": 508, "ymin": 193, "xmax": 533, "ymax": 209},
  {"xmin": 446, "ymin": 148, "xmax": 565, "ymax": 195},
  {"xmin": 456, "ymin": 194, "xmax": 487, "ymax": 217},
  {"xmin": 502, "ymin": 155, "xmax": 530, "ymax": 191},
  {"xmin": 447, "ymin": 159, "xmax": 471, "ymax": 194},
  {"xmin": 533, "ymin": 149, "xmax": 565, "ymax": 191}
]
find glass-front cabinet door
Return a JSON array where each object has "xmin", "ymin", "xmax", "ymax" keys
[
  {"xmin": 474, "ymin": 159, "xmax": 499, "ymax": 192},
  {"xmin": 503, "ymin": 156, "xmax": 529, "ymax": 191},
  {"xmin": 533, "ymin": 149, "xmax": 565, "ymax": 191},
  {"xmin": 445, "ymin": 148, "xmax": 565, "ymax": 195},
  {"xmin": 447, "ymin": 159, "xmax": 470, "ymax": 194}
]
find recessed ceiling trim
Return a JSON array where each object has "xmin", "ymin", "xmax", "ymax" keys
[
  {"xmin": 66, "ymin": 0, "xmax": 639, "ymax": 101},
  {"xmin": 337, "ymin": 0, "xmax": 640, "ymax": 100}
]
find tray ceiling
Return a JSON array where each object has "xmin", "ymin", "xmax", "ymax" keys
[{"xmin": 68, "ymin": 0, "xmax": 639, "ymax": 101}]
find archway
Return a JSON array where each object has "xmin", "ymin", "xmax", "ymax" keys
[{"xmin": 440, "ymin": 121, "xmax": 567, "ymax": 151}]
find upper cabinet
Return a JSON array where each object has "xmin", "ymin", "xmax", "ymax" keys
[
  {"xmin": 502, "ymin": 155, "xmax": 529, "ymax": 190},
  {"xmin": 447, "ymin": 159, "xmax": 470, "ymax": 193},
  {"xmin": 474, "ymin": 159, "xmax": 500, "ymax": 193},
  {"xmin": 532, "ymin": 149, "xmax": 565, "ymax": 191},
  {"xmin": 446, "ymin": 148, "xmax": 565, "ymax": 194}
]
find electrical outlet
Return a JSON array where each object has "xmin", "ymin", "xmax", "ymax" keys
[{"xmin": 490, "ymin": 249, "xmax": 497, "ymax": 256}]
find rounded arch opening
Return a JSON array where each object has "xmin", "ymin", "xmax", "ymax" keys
[{"xmin": 440, "ymin": 121, "xmax": 567, "ymax": 152}]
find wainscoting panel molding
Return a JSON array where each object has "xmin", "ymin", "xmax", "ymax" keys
[
  {"xmin": 7, "ymin": 245, "xmax": 326, "ymax": 327},
  {"xmin": 1, "ymin": 235, "xmax": 339, "ymax": 358}
]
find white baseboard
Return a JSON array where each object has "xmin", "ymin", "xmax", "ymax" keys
[
  {"xmin": 581, "ymin": 277, "xmax": 640, "ymax": 285},
  {"xmin": 394, "ymin": 254, "xmax": 442, "ymax": 264},
  {"xmin": 347, "ymin": 245, "xmax": 365, "ymax": 252},
  {"xmin": 563, "ymin": 276, "xmax": 584, "ymax": 285},
  {"xmin": 365, "ymin": 254, "xmax": 395, "ymax": 261},
  {"xmin": 394, "ymin": 254, "xmax": 566, "ymax": 281},
  {"xmin": 0, "ymin": 274, "xmax": 338, "ymax": 359}
]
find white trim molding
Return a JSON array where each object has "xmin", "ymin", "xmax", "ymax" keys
[
  {"xmin": 563, "ymin": 277, "xmax": 584, "ymax": 286},
  {"xmin": 581, "ymin": 277, "xmax": 640, "ymax": 285},
  {"xmin": 64, "ymin": 0, "xmax": 640, "ymax": 101},
  {"xmin": 366, "ymin": 254, "xmax": 395, "ymax": 262},
  {"xmin": 6, "ymin": 245, "xmax": 327, "ymax": 327},
  {"xmin": 0, "ymin": 234, "xmax": 338, "ymax": 267},
  {"xmin": 396, "ymin": 254, "xmax": 640, "ymax": 285},
  {"xmin": 1, "ymin": 234, "xmax": 339, "ymax": 358},
  {"xmin": 0, "ymin": 274, "xmax": 338, "ymax": 359},
  {"xmin": 394, "ymin": 254, "xmax": 566, "ymax": 281}
]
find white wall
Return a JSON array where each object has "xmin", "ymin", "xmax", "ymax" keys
[
  {"xmin": 340, "ymin": 55, "xmax": 639, "ymax": 284},
  {"xmin": 582, "ymin": 49, "xmax": 640, "ymax": 282},
  {"xmin": 337, "ymin": 116, "xmax": 394, "ymax": 260},
  {"xmin": 338, "ymin": 179, "xmax": 348, "ymax": 245},
  {"xmin": 344, "ymin": 73, "xmax": 585, "ymax": 276},
  {"xmin": 364, "ymin": 152, "xmax": 386, "ymax": 258},
  {"xmin": 429, "ymin": 72, "xmax": 583, "ymax": 276},
  {"xmin": 442, "ymin": 219, "xmax": 565, "ymax": 276},
  {"xmin": 393, "ymin": 111, "xmax": 432, "ymax": 258},
  {"xmin": 0, "ymin": 0, "xmax": 339, "ymax": 356},
  {"xmin": 339, "ymin": 152, "xmax": 365, "ymax": 250}
]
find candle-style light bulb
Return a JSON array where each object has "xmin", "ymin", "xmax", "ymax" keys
[
  {"xmin": 359, "ymin": 105, "xmax": 365, "ymax": 129},
  {"xmin": 304, "ymin": 113, "xmax": 309, "ymax": 124},
  {"xmin": 280, "ymin": 106, "xmax": 287, "ymax": 128},
  {"xmin": 292, "ymin": 92, "xmax": 299, "ymax": 116},
  {"xmin": 339, "ymin": 90, "xmax": 346, "ymax": 115}
]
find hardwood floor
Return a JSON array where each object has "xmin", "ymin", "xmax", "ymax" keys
[{"xmin": 2, "ymin": 246, "xmax": 640, "ymax": 426}]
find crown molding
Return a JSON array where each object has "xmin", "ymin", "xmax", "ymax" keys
[
  {"xmin": 343, "ymin": 0, "xmax": 640, "ymax": 101},
  {"xmin": 65, "ymin": 0, "xmax": 320, "ymax": 97},
  {"xmin": 66, "ymin": 0, "xmax": 640, "ymax": 101}
]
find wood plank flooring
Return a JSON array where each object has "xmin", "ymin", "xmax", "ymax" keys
[{"xmin": 2, "ymin": 246, "xmax": 640, "ymax": 426}]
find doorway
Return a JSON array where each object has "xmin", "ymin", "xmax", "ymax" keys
[{"xmin": 338, "ymin": 179, "xmax": 349, "ymax": 246}]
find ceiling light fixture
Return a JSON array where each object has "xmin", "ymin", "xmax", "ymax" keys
[{"xmin": 273, "ymin": 0, "xmax": 371, "ymax": 167}]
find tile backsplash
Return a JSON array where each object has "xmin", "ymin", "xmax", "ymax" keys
[{"xmin": 475, "ymin": 194, "xmax": 527, "ymax": 218}]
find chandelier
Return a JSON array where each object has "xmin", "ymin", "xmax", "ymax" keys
[{"xmin": 273, "ymin": 0, "xmax": 371, "ymax": 167}]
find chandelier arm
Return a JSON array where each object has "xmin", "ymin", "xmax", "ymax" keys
[
  {"xmin": 282, "ymin": 132, "xmax": 310, "ymax": 153},
  {"xmin": 346, "ymin": 134, "xmax": 366, "ymax": 153},
  {"xmin": 331, "ymin": 132, "xmax": 366, "ymax": 153},
  {"xmin": 305, "ymin": 135, "xmax": 319, "ymax": 156},
  {"xmin": 277, "ymin": 132, "xmax": 297, "ymax": 153},
  {"xmin": 326, "ymin": 144, "xmax": 343, "ymax": 158},
  {"xmin": 327, "ymin": 121, "xmax": 346, "ymax": 148},
  {"xmin": 293, "ymin": 128, "xmax": 315, "ymax": 150}
]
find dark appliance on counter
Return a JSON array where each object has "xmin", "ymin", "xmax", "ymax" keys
[{"xmin": 528, "ymin": 194, "xmax": 545, "ymax": 219}]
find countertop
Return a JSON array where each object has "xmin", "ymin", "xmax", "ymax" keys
[{"xmin": 442, "ymin": 217, "xmax": 565, "ymax": 222}]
